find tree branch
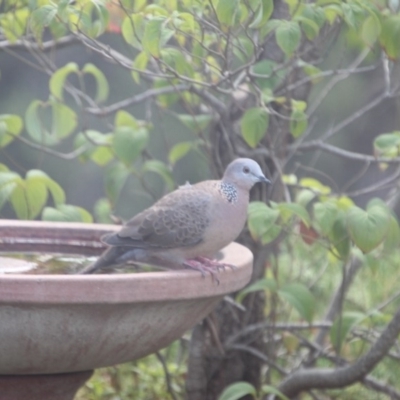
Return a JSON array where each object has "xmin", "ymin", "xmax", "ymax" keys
[
  {"xmin": 296, "ymin": 140, "xmax": 400, "ymax": 164},
  {"xmin": 278, "ymin": 303, "xmax": 400, "ymax": 397},
  {"xmin": 0, "ymin": 35, "xmax": 77, "ymax": 51},
  {"xmin": 86, "ymin": 84, "xmax": 190, "ymax": 115}
]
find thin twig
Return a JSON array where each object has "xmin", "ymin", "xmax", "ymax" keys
[
  {"xmin": 0, "ymin": 35, "xmax": 77, "ymax": 50},
  {"xmin": 9, "ymin": 133, "xmax": 88, "ymax": 160},
  {"xmin": 226, "ymin": 321, "xmax": 333, "ymax": 347},
  {"xmin": 86, "ymin": 84, "xmax": 190, "ymax": 115},
  {"xmin": 155, "ymin": 351, "xmax": 179, "ymax": 400},
  {"xmin": 229, "ymin": 343, "xmax": 289, "ymax": 375},
  {"xmin": 296, "ymin": 140, "xmax": 400, "ymax": 164}
]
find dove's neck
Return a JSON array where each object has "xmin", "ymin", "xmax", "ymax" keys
[{"xmin": 219, "ymin": 181, "xmax": 239, "ymax": 204}]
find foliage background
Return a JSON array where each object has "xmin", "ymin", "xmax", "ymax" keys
[{"xmin": 2, "ymin": 0, "xmax": 400, "ymax": 399}]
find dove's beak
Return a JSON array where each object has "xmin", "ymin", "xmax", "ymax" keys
[{"xmin": 258, "ymin": 175, "xmax": 271, "ymax": 184}]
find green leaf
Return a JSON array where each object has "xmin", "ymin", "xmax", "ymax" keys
[
  {"xmin": 330, "ymin": 312, "xmax": 365, "ymax": 353},
  {"xmin": 373, "ymin": 132, "xmax": 400, "ymax": 158},
  {"xmin": 299, "ymin": 178, "xmax": 331, "ymax": 195},
  {"xmin": 75, "ymin": 130, "xmax": 113, "ymax": 165},
  {"xmin": 122, "ymin": 14, "xmax": 146, "ymax": 49},
  {"xmin": 51, "ymin": 101, "xmax": 77, "ymax": 140},
  {"xmin": 329, "ymin": 212, "xmax": 351, "ymax": 259},
  {"xmin": 299, "ymin": 60, "xmax": 322, "ymax": 83},
  {"xmin": 25, "ymin": 100, "xmax": 77, "ymax": 146},
  {"xmin": 261, "ymin": 385, "xmax": 290, "ymax": 400},
  {"xmin": 290, "ymin": 109, "xmax": 308, "ymax": 138},
  {"xmin": 362, "ymin": 14, "xmax": 381, "ymax": 47},
  {"xmin": 341, "ymin": 2, "xmax": 364, "ymax": 29},
  {"xmin": 313, "ymin": 201, "xmax": 338, "ymax": 236},
  {"xmin": 154, "ymin": 79, "xmax": 180, "ymax": 107},
  {"xmin": 216, "ymin": 0, "xmax": 240, "ymax": 27},
  {"xmin": 161, "ymin": 48, "xmax": 195, "ymax": 77},
  {"xmin": 240, "ymin": 107, "xmax": 269, "ymax": 148},
  {"xmin": 10, "ymin": 183, "xmax": 28, "ymax": 220},
  {"xmin": 91, "ymin": 146, "xmax": 114, "ymax": 166},
  {"xmin": 142, "ymin": 18, "xmax": 164, "ymax": 57},
  {"xmin": 82, "ymin": 63, "xmax": 109, "ymax": 103},
  {"xmin": 30, "ymin": 5, "xmax": 58, "ymax": 42},
  {"xmin": 42, "ymin": 204, "xmax": 93, "ymax": 223},
  {"xmin": 237, "ymin": 278, "xmax": 277, "ymax": 303},
  {"xmin": 296, "ymin": 16, "xmax": 320, "ymax": 40},
  {"xmin": 0, "ymin": 171, "xmax": 20, "ymax": 210},
  {"xmin": 251, "ymin": 59, "xmax": 285, "ymax": 91},
  {"xmin": 142, "ymin": 160, "xmax": 174, "ymax": 191},
  {"xmin": 132, "ymin": 51, "xmax": 149, "ymax": 84},
  {"xmin": 285, "ymin": 0, "xmax": 300, "ymax": 15},
  {"xmin": 279, "ymin": 283, "xmax": 315, "ymax": 323},
  {"xmin": 380, "ymin": 16, "xmax": 400, "ymax": 60},
  {"xmin": 49, "ymin": 63, "xmax": 79, "ymax": 100},
  {"xmin": 169, "ymin": 142, "xmax": 193, "ymax": 165},
  {"xmin": 94, "ymin": 198, "xmax": 113, "ymax": 224},
  {"xmin": 175, "ymin": 12, "xmax": 197, "ymax": 33},
  {"xmin": 347, "ymin": 205, "xmax": 391, "ymax": 253},
  {"xmin": 42, "ymin": 173, "xmax": 65, "ymax": 206},
  {"xmin": 57, "ymin": 0, "xmax": 71, "ymax": 21},
  {"xmin": 255, "ymin": 0, "xmax": 274, "ymax": 28},
  {"xmin": 25, "ymin": 170, "xmax": 49, "ymax": 219},
  {"xmin": 105, "ymin": 163, "xmax": 130, "ymax": 205},
  {"xmin": 384, "ymin": 216, "xmax": 400, "ymax": 252},
  {"xmin": 178, "ymin": 114, "xmax": 213, "ymax": 132},
  {"xmin": 218, "ymin": 382, "xmax": 256, "ymax": 400},
  {"xmin": 0, "ymin": 115, "xmax": 23, "ymax": 147},
  {"xmin": 248, "ymin": 201, "xmax": 281, "ymax": 244},
  {"xmin": 115, "ymin": 111, "xmax": 140, "ymax": 129},
  {"xmin": 276, "ymin": 20, "xmax": 301, "ymax": 57},
  {"xmin": 323, "ymin": 4, "xmax": 342, "ymax": 24},
  {"xmin": 277, "ymin": 202, "xmax": 310, "ymax": 227},
  {"xmin": 112, "ymin": 126, "xmax": 148, "ymax": 166},
  {"xmin": 1, "ymin": 8, "xmax": 29, "ymax": 42},
  {"xmin": 91, "ymin": 0, "xmax": 109, "ymax": 37}
]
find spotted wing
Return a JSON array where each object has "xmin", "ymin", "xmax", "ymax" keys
[{"xmin": 102, "ymin": 186, "xmax": 211, "ymax": 249}]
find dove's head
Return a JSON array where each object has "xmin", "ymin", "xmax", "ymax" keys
[{"xmin": 223, "ymin": 158, "xmax": 270, "ymax": 190}]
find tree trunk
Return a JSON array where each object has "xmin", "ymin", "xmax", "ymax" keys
[{"xmin": 185, "ymin": 0, "xmax": 333, "ymax": 397}]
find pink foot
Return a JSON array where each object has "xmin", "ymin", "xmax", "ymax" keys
[
  {"xmin": 194, "ymin": 256, "xmax": 236, "ymax": 271},
  {"xmin": 183, "ymin": 257, "xmax": 236, "ymax": 284}
]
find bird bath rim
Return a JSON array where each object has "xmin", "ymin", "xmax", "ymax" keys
[{"xmin": 0, "ymin": 219, "xmax": 253, "ymax": 304}]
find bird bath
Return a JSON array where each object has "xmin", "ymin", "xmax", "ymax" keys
[{"xmin": 0, "ymin": 220, "xmax": 253, "ymax": 400}]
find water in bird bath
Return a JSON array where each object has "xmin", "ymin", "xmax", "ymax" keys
[{"xmin": 0, "ymin": 253, "xmax": 163, "ymax": 275}]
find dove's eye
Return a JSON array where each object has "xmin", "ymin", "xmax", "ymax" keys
[{"xmin": 243, "ymin": 166, "xmax": 250, "ymax": 174}]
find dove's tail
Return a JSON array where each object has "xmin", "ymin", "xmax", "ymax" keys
[{"xmin": 77, "ymin": 246, "xmax": 132, "ymax": 274}]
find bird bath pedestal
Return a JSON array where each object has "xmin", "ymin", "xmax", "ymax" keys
[{"xmin": 0, "ymin": 220, "xmax": 253, "ymax": 400}]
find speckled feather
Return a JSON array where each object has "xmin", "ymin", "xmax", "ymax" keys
[
  {"xmin": 103, "ymin": 182, "xmax": 216, "ymax": 249},
  {"xmin": 79, "ymin": 158, "xmax": 268, "ymax": 274}
]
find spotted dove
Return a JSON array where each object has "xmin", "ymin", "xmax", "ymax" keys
[{"xmin": 79, "ymin": 158, "xmax": 269, "ymax": 275}]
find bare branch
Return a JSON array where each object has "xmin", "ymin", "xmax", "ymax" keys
[
  {"xmin": 229, "ymin": 344, "xmax": 289, "ymax": 375},
  {"xmin": 190, "ymin": 86, "xmax": 228, "ymax": 116},
  {"xmin": 362, "ymin": 375, "xmax": 400, "ymax": 400},
  {"xmin": 0, "ymin": 35, "xmax": 77, "ymax": 51},
  {"xmin": 322, "ymin": 91, "xmax": 388, "ymax": 141},
  {"xmin": 291, "ymin": 331, "xmax": 400, "ymax": 400},
  {"xmin": 86, "ymin": 84, "xmax": 190, "ymax": 115},
  {"xmin": 278, "ymin": 302, "xmax": 400, "ymax": 397},
  {"xmin": 347, "ymin": 165, "xmax": 400, "ymax": 197},
  {"xmin": 296, "ymin": 140, "xmax": 400, "ymax": 164},
  {"xmin": 314, "ymin": 258, "xmax": 362, "ymax": 348},
  {"xmin": 307, "ymin": 48, "xmax": 371, "ymax": 116},
  {"xmin": 155, "ymin": 351, "xmax": 179, "ymax": 400},
  {"xmin": 8, "ymin": 133, "xmax": 88, "ymax": 160},
  {"xmin": 225, "ymin": 321, "xmax": 333, "ymax": 347}
]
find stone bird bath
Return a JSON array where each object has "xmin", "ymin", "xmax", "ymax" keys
[{"xmin": 0, "ymin": 220, "xmax": 253, "ymax": 400}]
